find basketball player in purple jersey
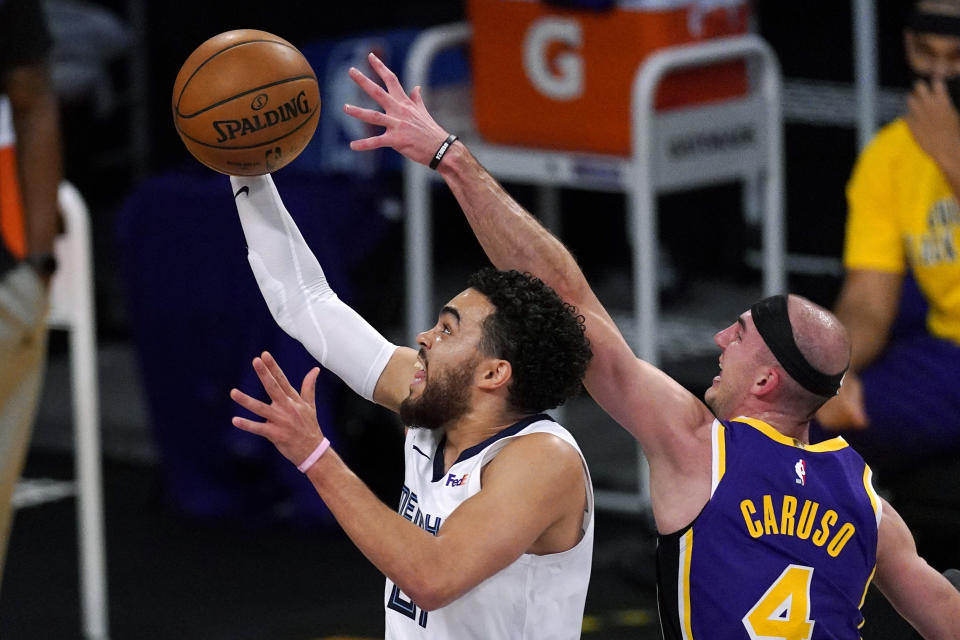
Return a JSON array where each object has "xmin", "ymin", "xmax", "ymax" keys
[{"xmin": 344, "ymin": 53, "xmax": 960, "ymax": 638}]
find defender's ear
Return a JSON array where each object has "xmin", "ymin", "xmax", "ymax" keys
[{"xmin": 752, "ymin": 366, "xmax": 782, "ymax": 398}]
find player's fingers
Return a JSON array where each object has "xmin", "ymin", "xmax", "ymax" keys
[
  {"xmin": 343, "ymin": 103, "xmax": 399, "ymax": 129},
  {"xmin": 260, "ymin": 351, "xmax": 298, "ymax": 400},
  {"xmin": 410, "ymin": 85, "xmax": 426, "ymax": 108},
  {"xmin": 231, "ymin": 415, "xmax": 269, "ymax": 436},
  {"xmin": 350, "ymin": 135, "xmax": 390, "ymax": 152},
  {"xmin": 368, "ymin": 52, "xmax": 407, "ymax": 98},
  {"xmin": 348, "ymin": 67, "xmax": 394, "ymax": 109},
  {"xmin": 301, "ymin": 367, "xmax": 320, "ymax": 406},
  {"xmin": 252, "ymin": 356, "xmax": 288, "ymax": 403},
  {"xmin": 229, "ymin": 387, "xmax": 273, "ymax": 419}
]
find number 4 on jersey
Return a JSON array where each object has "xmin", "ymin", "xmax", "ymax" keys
[{"xmin": 742, "ymin": 564, "xmax": 815, "ymax": 640}]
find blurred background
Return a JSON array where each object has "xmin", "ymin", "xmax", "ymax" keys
[{"xmin": 1, "ymin": 0, "xmax": 957, "ymax": 638}]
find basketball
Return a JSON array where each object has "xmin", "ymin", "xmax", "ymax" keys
[{"xmin": 172, "ymin": 29, "xmax": 320, "ymax": 176}]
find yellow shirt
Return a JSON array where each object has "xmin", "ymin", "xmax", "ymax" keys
[{"xmin": 845, "ymin": 118, "xmax": 960, "ymax": 345}]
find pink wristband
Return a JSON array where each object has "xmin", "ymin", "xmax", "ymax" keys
[{"xmin": 297, "ymin": 437, "xmax": 331, "ymax": 473}]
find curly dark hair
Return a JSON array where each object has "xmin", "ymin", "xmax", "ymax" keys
[{"xmin": 466, "ymin": 268, "xmax": 592, "ymax": 413}]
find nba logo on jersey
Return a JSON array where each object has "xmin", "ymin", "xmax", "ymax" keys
[{"xmin": 795, "ymin": 459, "xmax": 807, "ymax": 486}]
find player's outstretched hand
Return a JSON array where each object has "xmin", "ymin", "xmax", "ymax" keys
[
  {"xmin": 814, "ymin": 371, "xmax": 869, "ymax": 431},
  {"xmin": 344, "ymin": 52, "xmax": 450, "ymax": 166},
  {"xmin": 230, "ymin": 351, "xmax": 324, "ymax": 465}
]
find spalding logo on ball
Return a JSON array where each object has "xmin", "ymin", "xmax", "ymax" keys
[{"xmin": 172, "ymin": 29, "xmax": 320, "ymax": 176}]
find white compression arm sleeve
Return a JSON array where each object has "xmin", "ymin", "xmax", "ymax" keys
[{"xmin": 231, "ymin": 174, "xmax": 396, "ymax": 401}]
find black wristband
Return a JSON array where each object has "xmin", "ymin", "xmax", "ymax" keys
[{"xmin": 429, "ymin": 134, "xmax": 459, "ymax": 170}]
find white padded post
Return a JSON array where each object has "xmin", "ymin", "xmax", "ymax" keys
[{"xmin": 48, "ymin": 181, "xmax": 109, "ymax": 640}]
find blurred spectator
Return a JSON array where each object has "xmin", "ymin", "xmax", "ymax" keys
[
  {"xmin": 45, "ymin": 0, "xmax": 133, "ymax": 116},
  {"xmin": 114, "ymin": 166, "xmax": 393, "ymax": 527},
  {"xmin": 0, "ymin": 0, "xmax": 62, "ymax": 590},
  {"xmin": 814, "ymin": 0, "xmax": 960, "ymax": 473}
]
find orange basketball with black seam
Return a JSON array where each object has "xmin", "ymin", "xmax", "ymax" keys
[{"xmin": 172, "ymin": 29, "xmax": 320, "ymax": 176}]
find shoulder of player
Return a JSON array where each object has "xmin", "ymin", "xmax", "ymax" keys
[
  {"xmin": 480, "ymin": 431, "xmax": 583, "ymax": 488},
  {"xmin": 656, "ymin": 413, "xmax": 714, "ymax": 481},
  {"xmin": 495, "ymin": 430, "xmax": 580, "ymax": 466},
  {"xmin": 876, "ymin": 498, "xmax": 908, "ymax": 556},
  {"xmin": 874, "ymin": 497, "xmax": 923, "ymax": 592},
  {"xmin": 643, "ymin": 379, "xmax": 715, "ymax": 459}
]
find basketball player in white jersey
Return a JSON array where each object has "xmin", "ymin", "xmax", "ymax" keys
[{"xmin": 228, "ymin": 174, "xmax": 594, "ymax": 638}]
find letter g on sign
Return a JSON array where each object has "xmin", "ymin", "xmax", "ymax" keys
[{"xmin": 523, "ymin": 17, "xmax": 584, "ymax": 101}]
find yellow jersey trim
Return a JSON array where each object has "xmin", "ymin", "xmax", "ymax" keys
[
  {"xmin": 863, "ymin": 465, "xmax": 883, "ymax": 527},
  {"xmin": 711, "ymin": 420, "xmax": 727, "ymax": 496},
  {"xmin": 857, "ymin": 564, "xmax": 878, "ymax": 629},
  {"xmin": 733, "ymin": 416, "xmax": 849, "ymax": 452},
  {"xmin": 678, "ymin": 528, "xmax": 695, "ymax": 640}
]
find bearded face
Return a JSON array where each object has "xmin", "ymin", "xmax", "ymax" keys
[{"xmin": 399, "ymin": 354, "xmax": 478, "ymax": 431}]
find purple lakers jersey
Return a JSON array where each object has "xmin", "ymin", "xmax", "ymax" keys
[{"xmin": 657, "ymin": 417, "xmax": 882, "ymax": 639}]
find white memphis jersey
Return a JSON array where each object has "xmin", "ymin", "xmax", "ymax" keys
[{"xmin": 384, "ymin": 414, "xmax": 594, "ymax": 639}]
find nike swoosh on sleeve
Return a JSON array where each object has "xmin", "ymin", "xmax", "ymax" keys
[
  {"xmin": 234, "ymin": 185, "xmax": 249, "ymax": 198},
  {"xmin": 411, "ymin": 445, "xmax": 431, "ymax": 460}
]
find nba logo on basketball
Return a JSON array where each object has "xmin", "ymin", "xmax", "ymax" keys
[{"xmin": 795, "ymin": 459, "xmax": 807, "ymax": 486}]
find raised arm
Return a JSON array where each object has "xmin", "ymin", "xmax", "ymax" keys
[
  {"xmin": 874, "ymin": 498, "xmax": 960, "ymax": 639},
  {"xmin": 430, "ymin": 142, "xmax": 712, "ymax": 451},
  {"xmin": 231, "ymin": 352, "xmax": 586, "ymax": 610},
  {"xmin": 343, "ymin": 54, "xmax": 713, "ymax": 459},
  {"xmin": 230, "ymin": 174, "xmax": 414, "ymax": 411}
]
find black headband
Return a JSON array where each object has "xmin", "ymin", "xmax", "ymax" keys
[
  {"xmin": 750, "ymin": 295, "xmax": 846, "ymax": 397},
  {"xmin": 909, "ymin": 8, "xmax": 960, "ymax": 37}
]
